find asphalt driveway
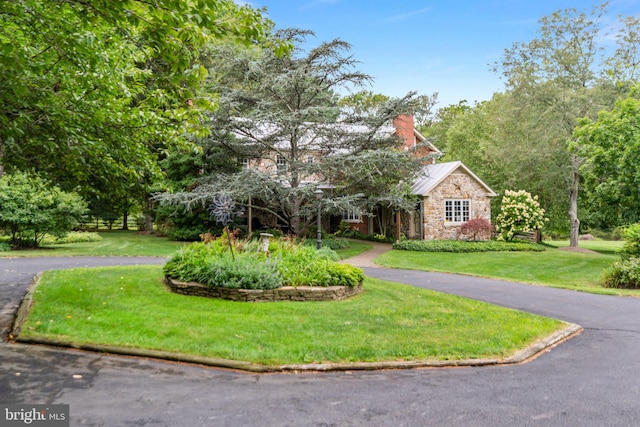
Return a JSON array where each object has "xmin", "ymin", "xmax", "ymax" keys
[{"xmin": 1, "ymin": 257, "xmax": 640, "ymax": 426}]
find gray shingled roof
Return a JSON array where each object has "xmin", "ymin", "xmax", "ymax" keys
[{"xmin": 411, "ymin": 161, "xmax": 496, "ymax": 196}]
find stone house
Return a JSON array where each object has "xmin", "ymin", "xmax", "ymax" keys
[
  {"xmin": 411, "ymin": 161, "xmax": 496, "ymax": 240},
  {"xmin": 342, "ymin": 115, "xmax": 496, "ymax": 241}
]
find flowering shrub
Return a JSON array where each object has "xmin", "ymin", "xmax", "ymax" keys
[{"xmin": 495, "ymin": 190, "xmax": 547, "ymax": 241}]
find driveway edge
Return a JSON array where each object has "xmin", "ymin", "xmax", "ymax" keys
[{"xmin": 9, "ymin": 270, "xmax": 583, "ymax": 373}]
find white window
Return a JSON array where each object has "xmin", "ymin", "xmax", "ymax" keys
[
  {"xmin": 445, "ymin": 200, "xmax": 470, "ymax": 223},
  {"xmin": 342, "ymin": 209, "xmax": 361, "ymax": 223},
  {"xmin": 276, "ymin": 154, "xmax": 288, "ymax": 173},
  {"xmin": 240, "ymin": 157, "xmax": 250, "ymax": 169},
  {"xmin": 306, "ymin": 155, "xmax": 315, "ymax": 164}
]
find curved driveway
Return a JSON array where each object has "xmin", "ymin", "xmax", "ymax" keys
[{"xmin": 1, "ymin": 257, "xmax": 640, "ymax": 426}]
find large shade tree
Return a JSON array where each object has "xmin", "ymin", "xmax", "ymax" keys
[
  {"xmin": 158, "ymin": 29, "xmax": 430, "ymax": 236},
  {"xmin": 573, "ymin": 88, "xmax": 640, "ymax": 228},
  {"xmin": 0, "ymin": 0, "xmax": 282, "ymax": 227}
]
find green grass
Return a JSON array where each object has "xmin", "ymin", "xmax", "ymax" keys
[
  {"xmin": 18, "ymin": 266, "xmax": 564, "ymax": 365},
  {"xmin": 1, "ymin": 231, "xmax": 370, "ymax": 260},
  {"xmin": 375, "ymin": 246, "xmax": 640, "ymax": 296},
  {"xmin": 333, "ymin": 240, "xmax": 372, "ymax": 259},
  {"xmin": 2, "ymin": 231, "xmax": 186, "ymax": 257},
  {"xmin": 545, "ymin": 239, "xmax": 623, "ymax": 255}
]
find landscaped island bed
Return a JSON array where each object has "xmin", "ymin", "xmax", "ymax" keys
[{"xmin": 15, "ymin": 265, "xmax": 564, "ymax": 367}]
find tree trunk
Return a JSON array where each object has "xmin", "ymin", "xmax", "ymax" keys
[
  {"xmin": 122, "ymin": 211, "xmax": 129, "ymax": 230},
  {"xmin": 569, "ymin": 165, "xmax": 580, "ymax": 248},
  {"xmin": 144, "ymin": 194, "xmax": 153, "ymax": 233},
  {"xmin": 289, "ymin": 196, "xmax": 303, "ymax": 236}
]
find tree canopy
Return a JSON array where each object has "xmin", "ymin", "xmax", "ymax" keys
[
  {"xmin": 157, "ymin": 29, "xmax": 429, "ymax": 236},
  {"xmin": 0, "ymin": 0, "xmax": 283, "ymax": 224},
  {"xmin": 573, "ymin": 88, "xmax": 640, "ymax": 228}
]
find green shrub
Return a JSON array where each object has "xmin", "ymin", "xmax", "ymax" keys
[
  {"xmin": 603, "ymin": 258, "xmax": 640, "ymax": 289},
  {"xmin": 41, "ymin": 232, "xmax": 102, "ymax": 245},
  {"xmin": 199, "ymin": 253, "xmax": 282, "ymax": 289},
  {"xmin": 0, "ymin": 171, "xmax": 88, "ymax": 248},
  {"xmin": 324, "ymin": 262, "xmax": 365, "ymax": 286},
  {"xmin": 316, "ymin": 247, "xmax": 340, "ymax": 261},
  {"xmin": 620, "ymin": 224, "xmax": 640, "ymax": 259},
  {"xmin": 0, "ymin": 242, "xmax": 11, "ymax": 252},
  {"xmin": 303, "ymin": 235, "xmax": 350, "ymax": 250},
  {"xmin": 164, "ymin": 238, "xmax": 363, "ymax": 290},
  {"xmin": 164, "ymin": 242, "xmax": 282, "ymax": 289},
  {"xmin": 334, "ymin": 220, "xmax": 355, "ymax": 237},
  {"xmin": 393, "ymin": 239, "xmax": 546, "ymax": 253},
  {"xmin": 163, "ymin": 242, "xmax": 227, "ymax": 281}
]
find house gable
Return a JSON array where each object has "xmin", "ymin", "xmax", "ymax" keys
[
  {"xmin": 411, "ymin": 161, "xmax": 496, "ymax": 197},
  {"xmin": 412, "ymin": 161, "xmax": 496, "ymax": 240}
]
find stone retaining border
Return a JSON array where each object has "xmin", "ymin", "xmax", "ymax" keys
[{"xmin": 164, "ymin": 276, "xmax": 364, "ymax": 302}]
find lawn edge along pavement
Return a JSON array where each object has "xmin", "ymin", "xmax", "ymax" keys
[{"xmin": 9, "ymin": 270, "xmax": 583, "ymax": 373}]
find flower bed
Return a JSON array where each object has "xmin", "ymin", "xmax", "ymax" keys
[{"xmin": 163, "ymin": 234, "xmax": 365, "ymax": 292}]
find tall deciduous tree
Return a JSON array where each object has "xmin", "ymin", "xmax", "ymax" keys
[
  {"xmin": 494, "ymin": 3, "xmax": 614, "ymax": 246},
  {"xmin": 0, "ymin": 0, "xmax": 282, "ymax": 226},
  {"xmin": 158, "ymin": 30, "xmax": 427, "ymax": 236},
  {"xmin": 433, "ymin": 93, "xmax": 572, "ymax": 233},
  {"xmin": 573, "ymin": 88, "xmax": 640, "ymax": 228}
]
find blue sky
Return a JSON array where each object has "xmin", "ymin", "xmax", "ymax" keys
[{"xmin": 246, "ymin": 1, "xmax": 640, "ymax": 108}]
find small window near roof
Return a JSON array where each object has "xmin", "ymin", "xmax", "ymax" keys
[{"xmin": 445, "ymin": 200, "xmax": 470, "ymax": 223}]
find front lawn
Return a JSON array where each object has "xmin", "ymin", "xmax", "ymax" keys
[
  {"xmin": 2, "ymin": 230, "xmax": 186, "ymax": 257},
  {"xmin": 17, "ymin": 265, "xmax": 564, "ymax": 366},
  {"xmin": 1, "ymin": 231, "xmax": 371, "ymax": 260},
  {"xmin": 545, "ymin": 239, "xmax": 623, "ymax": 255},
  {"xmin": 375, "ymin": 246, "xmax": 635, "ymax": 295}
]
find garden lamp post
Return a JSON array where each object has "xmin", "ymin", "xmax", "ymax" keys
[{"xmin": 314, "ymin": 189, "xmax": 323, "ymax": 250}]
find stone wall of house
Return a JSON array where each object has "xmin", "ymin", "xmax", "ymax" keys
[
  {"xmin": 422, "ymin": 172, "xmax": 492, "ymax": 241},
  {"xmin": 165, "ymin": 277, "xmax": 363, "ymax": 302}
]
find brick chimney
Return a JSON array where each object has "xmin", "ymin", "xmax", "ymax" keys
[
  {"xmin": 393, "ymin": 114, "xmax": 439, "ymax": 164},
  {"xmin": 393, "ymin": 114, "xmax": 416, "ymax": 151}
]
